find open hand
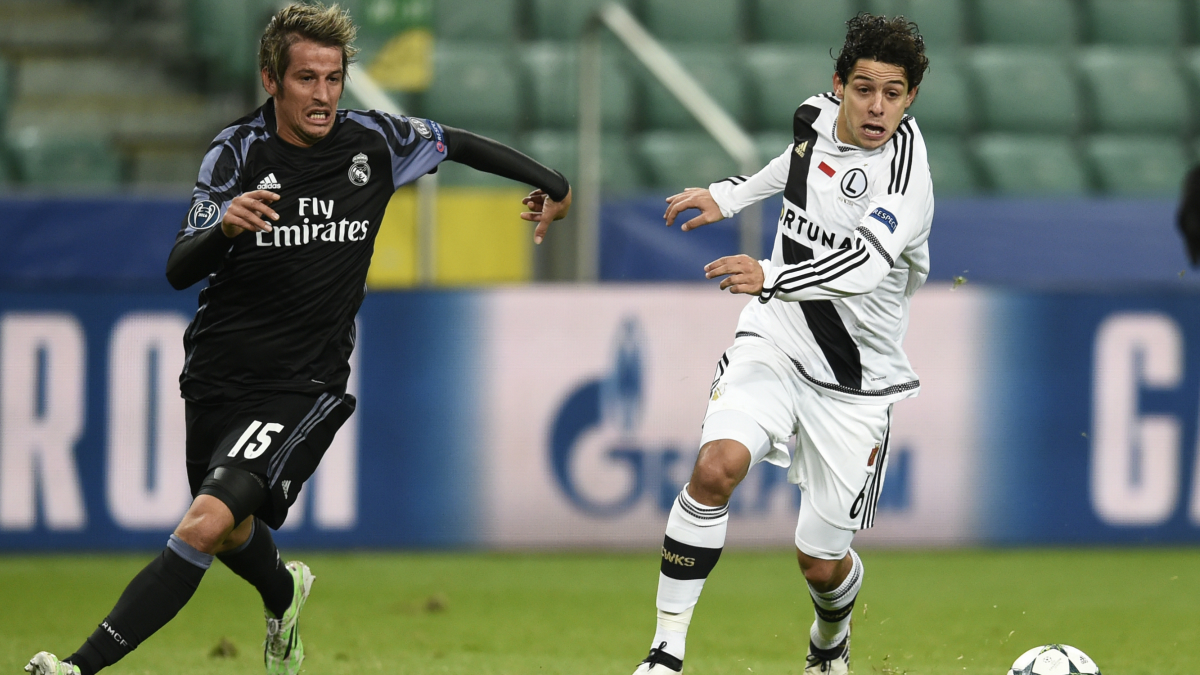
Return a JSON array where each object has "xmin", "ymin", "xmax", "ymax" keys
[{"xmin": 664, "ymin": 187, "xmax": 725, "ymax": 231}]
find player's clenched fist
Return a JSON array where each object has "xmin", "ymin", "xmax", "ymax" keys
[
  {"xmin": 222, "ymin": 190, "xmax": 281, "ymax": 238},
  {"xmin": 704, "ymin": 254, "xmax": 764, "ymax": 295}
]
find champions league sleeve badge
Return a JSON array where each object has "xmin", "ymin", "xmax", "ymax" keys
[
  {"xmin": 187, "ymin": 199, "xmax": 221, "ymax": 230},
  {"xmin": 348, "ymin": 152, "xmax": 371, "ymax": 187},
  {"xmin": 409, "ymin": 117, "xmax": 434, "ymax": 140}
]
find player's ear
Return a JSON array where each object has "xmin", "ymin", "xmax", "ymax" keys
[
  {"xmin": 832, "ymin": 72, "xmax": 844, "ymax": 98},
  {"xmin": 905, "ymin": 84, "xmax": 918, "ymax": 109},
  {"xmin": 262, "ymin": 69, "xmax": 278, "ymax": 97}
]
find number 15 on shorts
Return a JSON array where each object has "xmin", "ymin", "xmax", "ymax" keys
[{"xmin": 228, "ymin": 420, "xmax": 284, "ymax": 459}]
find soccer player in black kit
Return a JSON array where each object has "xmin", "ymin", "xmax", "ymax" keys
[{"xmin": 25, "ymin": 4, "xmax": 571, "ymax": 675}]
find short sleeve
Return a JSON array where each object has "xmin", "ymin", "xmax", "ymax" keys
[{"xmin": 345, "ymin": 110, "xmax": 449, "ymax": 189}]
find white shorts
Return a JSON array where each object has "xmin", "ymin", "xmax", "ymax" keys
[{"xmin": 701, "ymin": 337, "xmax": 893, "ymax": 536}]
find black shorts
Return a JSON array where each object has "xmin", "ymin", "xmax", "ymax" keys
[{"xmin": 185, "ymin": 391, "xmax": 357, "ymax": 529}]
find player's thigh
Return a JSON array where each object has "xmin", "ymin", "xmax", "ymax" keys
[
  {"xmin": 207, "ymin": 391, "xmax": 357, "ymax": 529},
  {"xmin": 185, "ymin": 401, "xmax": 229, "ymax": 498},
  {"xmin": 702, "ymin": 340, "xmax": 799, "ymax": 470},
  {"xmin": 791, "ymin": 388, "xmax": 891, "ymax": 532}
]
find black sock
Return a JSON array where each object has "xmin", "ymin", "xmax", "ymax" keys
[
  {"xmin": 217, "ymin": 518, "xmax": 294, "ymax": 618},
  {"xmin": 66, "ymin": 536, "xmax": 211, "ymax": 675}
]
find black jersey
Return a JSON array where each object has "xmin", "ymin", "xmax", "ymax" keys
[{"xmin": 174, "ymin": 98, "xmax": 447, "ymax": 403}]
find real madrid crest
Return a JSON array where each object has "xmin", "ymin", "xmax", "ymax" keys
[{"xmin": 348, "ymin": 152, "xmax": 371, "ymax": 187}]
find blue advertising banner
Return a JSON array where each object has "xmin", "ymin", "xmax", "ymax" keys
[
  {"xmin": 0, "ymin": 290, "xmax": 482, "ymax": 551},
  {"xmin": 2, "ymin": 285, "xmax": 1199, "ymax": 551}
]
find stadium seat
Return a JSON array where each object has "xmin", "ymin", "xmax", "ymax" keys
[
  {"xmin": 754, "ymin": 0, "xmax": 854, "ymax": 46},
  {"xmin": 424, "ymin": 43, "xmax": 520, "ymax": 132},
  {"xmin": 743, "ymin": 45, "xmax": 839, "ymax": 132},
  {"xmin": 1086, "ymin": 0, "xmax": 1183, "ymax": 45},
  {"xmin": 1077, "ymin": 48, "xmax": 1187, "ymax": 134},
  {"xmin": 642, "ymin": 45, "xmax": 748, "ymax": 131},
  {"xmin": 1086, "ymin": 135, "xmax": 1190, "ymax": 195},
  {"xmin": 10, "ymin": 135, "xmax": 122, "ymax": 188},
  {"xmin": 637, "ymin": 131, "xmax": 742, "ymax": 190},
  {"xmin": 0, "ymin": 55, "xmax": 9, "ymax": 124},
  {"xmin": 188, "ymin": 0, "xmax": 274, "ymax": 84},
  {"xmin": 519, "ymin": 42, "xmax": 632, "ymax": 131},
  {"xmin": 755, "ymin": 132, "xmax": 794, "ymax": 167},
  {"xmin": 433, "ymin": 0, "xmax": 515, "ymax": 41},
  {"xmin": 0, "ymin": 147, "xmax": 12, "ymax": 186},
  {"xmin": 906, "ymin": 52, "xmax": 969, "ymax": 134},
  {"xmin": 530, "ymin": 0, "xmax": 625, "ymax": 39},
  {"xmin": 524, "ymin": 130, "xmax": 644, "ymax": 193},
  {"xmin": 973, "ymin": 134, "xmax": 1089, "ymax": 195},
  {"xmin": 923, "ymin": 135, "xmax": 978, "ymax": 194},
  {"xmin": 642, "ymin": 0, "xmax": 740, "ymax": 42},
  {"xmin": 975, "ymin": 0, "xmax": 1079, "ymax": 45},
  {"xmin": 967, "ymin": 48, "xmax": 1081, "ymax": 133},
  {"xmin": 864, "ymin": 0, "xmax": 966, "ymax": 48}
]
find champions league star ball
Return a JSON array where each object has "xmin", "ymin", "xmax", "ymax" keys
[{"xmin": 1009, "ymin": 644, "xmax": 1100, "ymax": 675}]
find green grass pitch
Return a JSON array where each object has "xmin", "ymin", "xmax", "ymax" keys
[{"xmin": 2, "ymin": 548, "xmax": 1197, "ymax": 675}]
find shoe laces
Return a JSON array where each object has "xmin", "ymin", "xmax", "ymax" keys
[
  {"xmin": 642, "ymin": 641, "xmax": 683, "ymax": 672},
  {"xmin": 265, "ymin": 616, "xmax": 286, "ymax": 652}
]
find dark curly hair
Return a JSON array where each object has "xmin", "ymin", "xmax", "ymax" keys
[{"xmin": 834, "ymin": 13, "xmax": 929, "ymax": 92}]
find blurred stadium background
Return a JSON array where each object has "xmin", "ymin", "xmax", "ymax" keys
[
  {"xmin": 3, "ymin": 0, "xmax": 1200, "ymax": 672},
  {"xmin": 0, "ymin": 0, "xmax": 1198, "ymax": 588},
  {"xmin": 0, "ymin": 0, "xmax": 1195, "ymax": 547}
]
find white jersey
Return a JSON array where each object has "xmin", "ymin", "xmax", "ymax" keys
[{"xmin": 708, "ymin": 93, "xmax": 934, "ymax": 405}]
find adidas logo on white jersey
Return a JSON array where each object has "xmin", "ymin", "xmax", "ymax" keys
[{"xmin": 257, "ymin": 173, "xmax": 282, "ymax": 190}]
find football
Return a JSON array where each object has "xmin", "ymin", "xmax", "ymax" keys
[{"xmin": 1009, "ymin": 644, "xmax": 1101, "ymax": 675}]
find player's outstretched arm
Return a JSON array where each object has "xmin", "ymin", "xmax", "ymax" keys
[
  {"xmin": 165, "ymin": 190, "xmax": 280, "ymax": 290},
  {"xmin": 664, "ymin": 187, "xmax": 725, "ymax": 231},
  {"xmin": 440, "ymin": 126, "xmax": 571, "ymax": 243}
]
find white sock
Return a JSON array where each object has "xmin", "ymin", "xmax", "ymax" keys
[
  {"xmin": 808, "ymin": 549, "xmax": 862, "ymax": 650},
  {"xmin": 652, "ymin": 485, "xmax": 729, "ymax": 659}
]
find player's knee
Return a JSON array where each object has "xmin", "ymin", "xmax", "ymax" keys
[
  {"xmin": 690, "ymin": 440, "xmax": 750, "ymax": 501},
  {"xmin": 796, "ymin": 549, "xmax": 844, "ymax": 590},
  {"xmin": 175, "ymin": 496, "xmax": 237, "ymax": 554}
]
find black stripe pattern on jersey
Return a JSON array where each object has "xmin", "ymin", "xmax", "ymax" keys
[
  {"xmin": 783, "ymin": 104, "xmax": 822, "ymax": 210},
  {"xmin": 887, "ymin": 118, "xmax": 915, "ymax": 195},
  {"xmin": 856, "ymin": 226, "xmax": 893, "ymax": 267},
  {"xmin": 769, "ymin": 239, "xmax": 864, "ymax": 390},
  {"xmin": 763, "ymin": 239, "xmax": 871, "ymax": 299},
  {"xmin": 790, "ymin": 355, "xmax": 920, "ymax": 398}
]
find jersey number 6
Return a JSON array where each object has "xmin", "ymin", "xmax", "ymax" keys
[{"xmin": 228, "ymin": 420, "xmax": 285, "ymax": 459}]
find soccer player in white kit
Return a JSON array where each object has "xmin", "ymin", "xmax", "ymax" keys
[{"xmin": 631, "ymin": 15, "xmax": 932, "ymax": 675}]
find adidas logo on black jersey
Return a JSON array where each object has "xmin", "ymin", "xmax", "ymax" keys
[{"xmin": 257, "ymin": 173, "xmax": 282, "ymax": 190}]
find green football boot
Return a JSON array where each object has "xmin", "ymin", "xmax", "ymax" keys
[
  {"xmin": 24, "ymin": 652, "xmax": 81, "ymax": 675},
  {"xmin": 264, "ymin": 560, "xmax": 315, "ymax": 675}
]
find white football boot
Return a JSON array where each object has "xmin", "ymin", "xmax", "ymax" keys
[{"xmin": 804, "ymin": 635, "xmax": 850, "ymax": 675}]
